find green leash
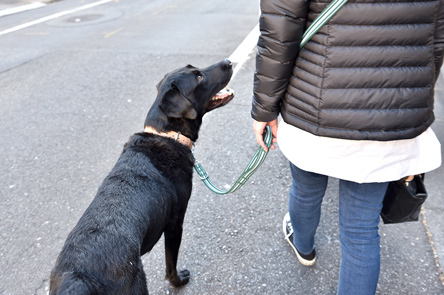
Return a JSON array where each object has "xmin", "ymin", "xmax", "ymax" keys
[
  {"xmin": 193, "ymin": 126, "xmax": 273, "ymax": 195},
  {"xmin": 299, "ymin": 0, "xmax": 349, "ymax": 48},
  {"xmin": 193, "ymin": 0, "xmax": 348, "ymax": 194}
]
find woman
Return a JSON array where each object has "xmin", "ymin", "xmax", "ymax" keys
[{"xmin": 251, "ymin": 0, "xmax": 444, "ymax": 294}]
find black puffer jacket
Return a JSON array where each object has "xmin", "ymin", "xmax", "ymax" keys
[{"xmin": 252, "ymin": 0, "xmax": 444, "ymax": 141}]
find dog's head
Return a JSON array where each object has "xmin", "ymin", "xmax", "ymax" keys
[{"xmin": 145, "ymin": 59, "xmax": 234, "ymax": 141}]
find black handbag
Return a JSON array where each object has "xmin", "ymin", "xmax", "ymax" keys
[{"xmin": 380, "ymin": 174, "xmax": 427, "ymax": 224}]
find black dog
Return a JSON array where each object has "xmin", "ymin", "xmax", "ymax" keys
[{"xmin": 50, "ymin": 59, "xmax": 234, "ymax": 294}]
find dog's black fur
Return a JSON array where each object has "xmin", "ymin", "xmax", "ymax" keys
[{"xmin": 50, "ymin": 59, "xmax": 233, "ymax": 295}]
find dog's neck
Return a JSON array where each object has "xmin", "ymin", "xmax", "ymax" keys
[{"xmin": 144, "ymin": 126, "xmax": 194, "ymax": 149}]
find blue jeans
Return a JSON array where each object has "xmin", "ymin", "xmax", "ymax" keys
[{"xmin": 288, "ymin": 163, "xmax": 389, "ymax": 295}]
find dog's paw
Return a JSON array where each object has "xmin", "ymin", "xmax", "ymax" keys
[{"xmin": 167, "ymin": 269, "xmax": 190, "ymax": 287}]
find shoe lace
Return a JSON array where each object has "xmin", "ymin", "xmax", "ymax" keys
[{"xmin": 285, "ymin": 218, "xmax": 293, "ymax": 240}]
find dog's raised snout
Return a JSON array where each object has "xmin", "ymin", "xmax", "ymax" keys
[{"xmin": 223, "ymin": 58, "xmax": 232, "ymax": 67}]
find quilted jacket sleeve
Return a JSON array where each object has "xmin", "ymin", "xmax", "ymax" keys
[
  {"xmin": 251, "ymin": 0, "xmax": 310, "ymax": 122},
  {"xmin": 434, "ymin": 0, "xmax": 444, "ymax": 82}
]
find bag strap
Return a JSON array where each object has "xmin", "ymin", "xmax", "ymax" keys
[{"xmin": 300, "ymin": 0, "xmax": 349, "ymax": 48}]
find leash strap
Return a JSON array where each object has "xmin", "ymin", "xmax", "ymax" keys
[
  {"xmin": 194, "ymin": 0, "xmax": 348, "ymax": 194},
  {"xmin": 193, "ymin": 126, "xmax": 272, "ymax": 195}
]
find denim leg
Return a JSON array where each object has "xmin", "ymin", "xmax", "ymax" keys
[
  {"xmin": 288, "ymin": 163, "xmax": 328, "ymax": 255},
  {"xmin": 337, "ymin": 180, "xmax": 388, "ymax": 295}
]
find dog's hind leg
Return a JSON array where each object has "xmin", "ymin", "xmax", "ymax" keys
[
  {"xmin": 130, "ymin": 265, "xmax": 149, "ymax": 295},
  {"xmin": 53, "ymin": 272, "xmax": 98, "ymax": 295},
  {"xmin": 164, "ymin": 224, "xmax": 190, "ymax": 287}
]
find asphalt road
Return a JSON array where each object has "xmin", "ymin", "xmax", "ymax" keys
[{"xmin": 1, "ymin": 1, "xmax": 443, "ymax": 294}]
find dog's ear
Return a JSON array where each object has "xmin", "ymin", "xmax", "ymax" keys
[{"xmin": 159, "ymin": 83, "xmax": 197, "ymax": 120}]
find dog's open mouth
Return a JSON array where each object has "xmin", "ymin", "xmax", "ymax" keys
[{"xmin": 207, "ymin": 87, "xmax": 234, "ymax": 111}]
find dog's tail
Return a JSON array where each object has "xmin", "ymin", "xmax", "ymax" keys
[{"xmin": 56, "ymin": 272, "xmax": 100, "ymax": 295}]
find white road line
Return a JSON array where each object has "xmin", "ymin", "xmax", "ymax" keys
[
  {"xmin": 203, "ymin": 24, "xmax": 259, "ymax": 123},
  {"xmin": 228, "ymin": 23, "xmax": 259, "ymax": 80},
  {"xmin": 0, "ymin": 2, "xmax": 46, "ymax": 17},
  {"xmin": 0, "ymin": 2, "xmax": 259, "ymax": 77},
  {"xmin": 0, "ymin": 0, "xmax": 114, "ymax": 37}
]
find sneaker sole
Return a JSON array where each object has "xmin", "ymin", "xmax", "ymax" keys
[{"xmin": 282, "ymin": 215, "xmax": 316, "ymax": 267}]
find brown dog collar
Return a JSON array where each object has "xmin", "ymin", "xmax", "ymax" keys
[{"xmin": 144, "ymin": 126, "xmax": 194, "ymax": 149}]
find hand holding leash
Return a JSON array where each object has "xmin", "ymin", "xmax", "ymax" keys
[{"xmin": 253, "ymin": 119, "xmax": 278, "ymax": 152}]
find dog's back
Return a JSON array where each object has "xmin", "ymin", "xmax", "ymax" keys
[{"xmin": 50, "ymin": 133, "xmax": 194, "ymax": 295}]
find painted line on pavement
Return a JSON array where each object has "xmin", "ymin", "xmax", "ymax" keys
[
  {"xmin": 203, "ymin": 24, "xmax": 259, "ymax": 123},
  {"xmin": 228, "ymin": 23, "xmax": 259, "ymax": 80},
  {"xmin": 0, "ymin": 0, "xmax": 114, "ymax": 37},
  {"xmin": 0, "ymin": 2, "xmax": 46, "ymax": 17}
]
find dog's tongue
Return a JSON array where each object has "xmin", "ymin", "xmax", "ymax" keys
[{"xmin": 214, "ymin": 87, "xmax": 234, "ymax": 99}]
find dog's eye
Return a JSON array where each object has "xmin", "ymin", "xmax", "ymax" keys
[{"xmin": 197, "ymin": 75, "xmax": 203, "ymax": 82}]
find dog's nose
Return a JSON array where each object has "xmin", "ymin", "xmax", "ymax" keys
[{"xmin": 223, "ymin": 58, "xmax": 232, "ymax": 67}]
